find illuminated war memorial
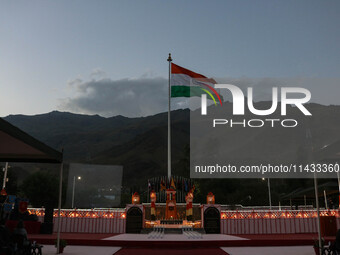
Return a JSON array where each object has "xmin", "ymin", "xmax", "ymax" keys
[{"xmin": 124, "ymin": 177, "xmax": 220, "ymax": 234}]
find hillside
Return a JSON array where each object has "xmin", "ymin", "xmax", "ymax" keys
[
  {"xmin": 4, "ymin": 103, "xmax": 340, "ymax": 205},
  {"xmin": 4, "ymin": 110, "xmax": 190, "ymax": 185}
]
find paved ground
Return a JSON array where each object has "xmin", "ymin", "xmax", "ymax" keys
[
  {"xmin": 235, "ymin": 233, "xmax": 322, "ymax": 240},
  {"xmin": 42, "ymin": 245, "xmax": 121, "ymax": 255},
  {"xmin": 221, "ymin": 246, "xmax": 314, "ymax": 255}
]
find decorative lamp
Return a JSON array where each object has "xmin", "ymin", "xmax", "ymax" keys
[
  {"xmin": 207, "ymin": 192, "xmax": 215, "ymax": 204},
  {"xmin": 150, "ymin": 190, "xmax": 156, "ymax": 203},
  {"xmin": 132, "ymin": 192, "xmax": 140, "ymax": 204},
  {"xmin": 150, "ymin": 190, "xmax": 156, "ymax": 221}
]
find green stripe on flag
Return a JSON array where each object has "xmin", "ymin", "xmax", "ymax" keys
[
  {"xmin": 171, "ymin": 86, "xmax": 207, "ymax": 97},
  {"xmin": 171, "ymin": 86, "xmax": 223, "ymax": 102},
  {"xmin": 171, "ymin": 86, "xmax": 190, "ymax": 97}
]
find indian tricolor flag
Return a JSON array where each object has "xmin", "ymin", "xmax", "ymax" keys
[{"xmin": 171, "ymin": 63, "xmax": 223, "ymax": 105}]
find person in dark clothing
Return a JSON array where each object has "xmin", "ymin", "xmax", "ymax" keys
[
  {"xmin": 336, "ymin": 229, "xmax": 340, "ymax": 253},
  {"xmin": 12, "ymin": 220, "xmax": 30, "ymax": 255},
  {"xmin": 0, "ymin": 219, "xmax": 13, "ymax": 255},
  {"xmin": 12, "ymin": 221, "xmax": 27, "ymax": 240},
  {"xmin": 329, "ymin": 229, "xmax": 340, "ymax": 254}
]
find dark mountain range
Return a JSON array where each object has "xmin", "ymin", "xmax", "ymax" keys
[
  {"xmin": 4, "ymin": 103, "xmax": 340, "ymax": 205},
  {"xmin": 4, "ymin": 110, "xmax": 190, "ymax": 186}
]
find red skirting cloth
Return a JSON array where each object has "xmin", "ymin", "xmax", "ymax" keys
[{"xmin": 5, "ymin": 220, "xmax": 41, "ymax": 234}]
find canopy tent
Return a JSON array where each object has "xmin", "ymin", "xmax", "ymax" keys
[
  {"xmin": 0, "ymin": 118, "xmax": 62, "ymax": 163},
  {"xmin": 280, "ymin": 140, "xmax": 340, "ymax": 202},
  {"xmin": 281, "ymin": 181, "xmax": 339, "ymax": 200},
  {"xmin": 315, "ymin": 139, "xmax": 340, "ymax": 162},
  {"xmin": 0, "ymin": 117, "xmax": 63, "ymax": 252}
]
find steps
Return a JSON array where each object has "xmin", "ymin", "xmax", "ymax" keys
[
  {"xmin": 142, "ymin": 228, "xmax": 206, "ymax": 235},
  {"xmin": 164, "ymin": 228, "xmax": 183, "ymax": 234}
]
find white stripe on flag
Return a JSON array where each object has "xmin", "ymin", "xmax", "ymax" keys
[{"xmin": 171, "ymin": 73, "xmax": 214, "ymax": 87}]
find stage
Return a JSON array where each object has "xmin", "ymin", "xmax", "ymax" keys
[
  {"xmin": 40, "ymin": 244, "xmax": 316, "ymax": 255},
  {"xmin": 28, "ymin": 232, "xmax": 334, "ymax": 248}
]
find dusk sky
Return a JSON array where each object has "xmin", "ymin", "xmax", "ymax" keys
[{"xmin": 1, "ymin": 0, "xmax": 340, "ymax": 117}]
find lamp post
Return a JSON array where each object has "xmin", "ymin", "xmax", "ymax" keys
[
  {"xmin": 71, "ymin": 176, "xmax": 81, "ymax": 208},
  {"xmin": 2, "ymin": 162, "xmax": 9, "ymax": 189},
  {"xmin": 262, "ymin": 178, "xmax": 272, "ymax": 210}
]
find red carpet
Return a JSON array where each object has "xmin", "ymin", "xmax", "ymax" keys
[{"xmin": 115, "ymin": 248, "xmax": 229, "ymax": 255}]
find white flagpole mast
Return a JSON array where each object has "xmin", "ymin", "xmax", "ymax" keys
[
  {"xmin": 167, "ymin": 53, "xmax": 172, "ymax": 179},
  {"xmin": 2, "ymin": 162, "xmax": 9, "ymax": 189},
  {"xmin": 268, "ymin": 178, "xmax": 272, "ymax": 210},
  {"xmin": 324, "ymin": 190, "xmax": 328, "ymax": 209},
  {"xmin": 57, "ymin": 150, "xmax": 64, "ymax": 254},
  {"xmin": 337, "ymin": 170, "xmax": 340, "ymax": 209},
  {"xmin": 314, "ymin": 171, "xmax": 322, "ymax": 254},
  {"xmin": 307, "ymin": 128, "xmax": 322, "ymax": 254}
]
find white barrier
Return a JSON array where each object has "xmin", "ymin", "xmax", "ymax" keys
[
  {"xmin": 29, "ymin": 208, "xmax": 126, "ymax": 234},
  {"xmin": 220, "ymin": 217, "xmax": 320, "ymax": 234},
  {"xmin": 220, "ymin": 209, "xmax": 339, "ymax": 235},
  {"xmin": 28, "ymin": 208, "xmax": 340, "ymax": 235}
]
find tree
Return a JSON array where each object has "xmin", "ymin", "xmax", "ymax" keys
[{"xmin": 21, "ymin": 171, "xmax": 59, "ymax": 227}]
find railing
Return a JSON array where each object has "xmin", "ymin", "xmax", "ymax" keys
[
  {"xmin": 28, "ymin": 208, "xmax": 126, "ymax": 233},
  {"xmin": 220, "ymin": 209, "xmax": 340, "ymax": 235},
  {"xmin": 27, "ymin": 208, "xmax": 340, "ymax": 235},
  {"xmin": 220, "ymin": 209, "xmax": 339, "ymax": 219}
]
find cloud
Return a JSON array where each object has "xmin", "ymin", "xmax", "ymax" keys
[
  {"xmin": 90, "ymin": 68, "xmax": 106, "ymax": 79},
  {"xmin": 67, "ymin": 77, "xmax": 83, "ymax": 87},
  {"xmin": 59, "ymin": 74, "xmax": 340, "ymax": 117},
  {"xmin": 215, "ymin": 77, "xmax": 289, "ymax": 102},
  {"xmin": 58, "ymin": 76, "xmax": 189, "ymax": 117}
]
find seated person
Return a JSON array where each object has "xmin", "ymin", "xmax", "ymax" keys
[
  {"xmin": 0, "ymin": 219, "xmax": 13, "ymax": 255},
  {"xmin": 12, "ymin": 220, "xmax": 30, "ymax": 254}
]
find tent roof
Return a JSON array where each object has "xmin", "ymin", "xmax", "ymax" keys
[
  {"xmin": 281, "ymin": 181, "xmax": 338, "ymax": 200},
  {"xmin": 0, "ymin": 118, "xmax": 62, "ymax": 163},
  {"xmin": 315, "ymin": 140, "xmax": 340, "ymax": 162}
]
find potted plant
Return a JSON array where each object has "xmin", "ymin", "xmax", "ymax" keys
[
  {"xmin": 54, "ymin": 239, "xmax": 67, "ymax": 254},
  {"xmin": 313, "ymin": 238, "xmax": 324, "ymax": 255}
]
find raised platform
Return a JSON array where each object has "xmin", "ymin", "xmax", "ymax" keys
[
  {"xmin": 27, "ymin": 233, "xmax": 335, "ymax": 248},
  {"xmin": 142, "ymin": 228, "xmax": 206, "ymax": 234}
]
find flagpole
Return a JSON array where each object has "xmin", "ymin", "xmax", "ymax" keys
[
  {"xmin": 307, "ymin": 128, "xmax": 322, "ymax": 254},
  {"xmin": 337, "ymin": 170, "xmax": 340, "ymax": 209},
  {"xmin": 314, "ymin": 171, "xmax": 322, "ymax": 254},
  {"xmin": 56, "ymin": 150, "xmax": 64, "ymax": 254},
  {"xmin": 167, "ymin": 53, "xmax": 172, "ymax": 179}
]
